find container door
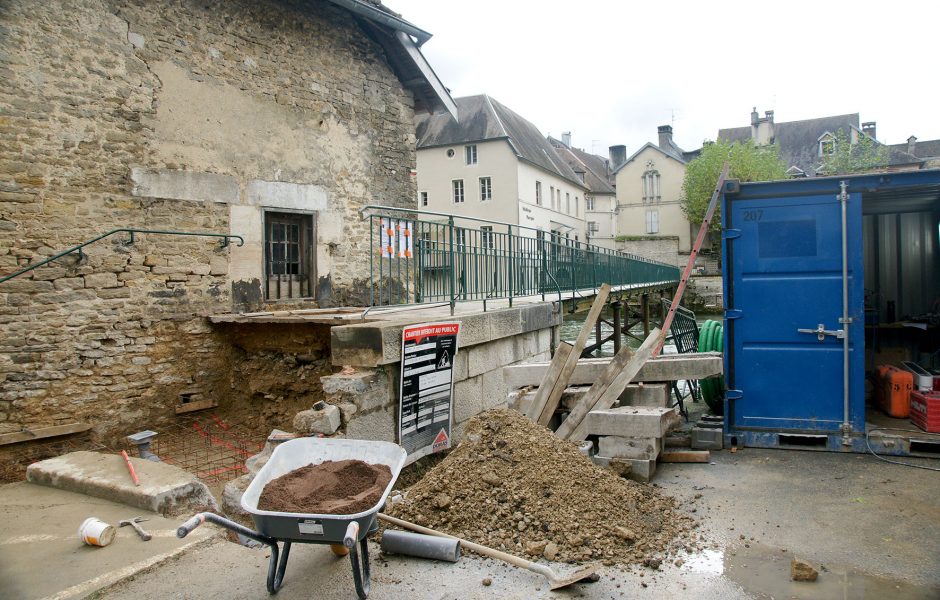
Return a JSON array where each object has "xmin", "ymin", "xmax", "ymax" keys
[{"xmin": 724, "ymin": 191, "xmax": 864, "ymax": 433}]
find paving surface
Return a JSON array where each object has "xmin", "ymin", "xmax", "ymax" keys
[
  {"xmin": 0, "ymin": 482, "xmax": 217, "ymax": 600},
  {"xmin": 98, "ymin": 447, "xmax": 940, "ymax": 600}
]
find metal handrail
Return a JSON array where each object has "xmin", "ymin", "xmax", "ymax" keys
[
  {"xmin": 358, "ymin": 204, "xmax": 667, "ymax": 266},
  {"xmin": 0, "ymin": 228, "xmax": 244, "ymax": 285}
]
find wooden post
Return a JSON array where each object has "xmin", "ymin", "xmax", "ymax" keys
[
  {"xmin": 594, "ymin": 311, "xmax": 603, "ymax": 357},
  {"xmin": 611, "ymin": 300, "xmax": 622, "ymax": 355},
  {"xmin": 641, "ymin": 293, "xmax": 650, "ymax": 338}
]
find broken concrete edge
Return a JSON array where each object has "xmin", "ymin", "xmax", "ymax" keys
[
  {"xmin": 26, "ymin": 451, "xmax": 219, "ymax": 517},
  {"xmin": 329, "ymin": 302, "xmax": 560, "ymax": 367},
  {"xmin": 70, "ymin": 534, "xmax": 224, "ymax": 600}
]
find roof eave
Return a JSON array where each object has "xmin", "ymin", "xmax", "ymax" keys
[{"xmin": 325, "ymin": 0, "xmax": 432, "ymax": 45}]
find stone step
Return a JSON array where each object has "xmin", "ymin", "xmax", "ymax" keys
[
  {"xmin": 584, "ymin": 406, "xmax": 680, "ymax": 438},
  {"xmin": 26, "ymin": 451, "xmax": 218, "ymax": 517}
]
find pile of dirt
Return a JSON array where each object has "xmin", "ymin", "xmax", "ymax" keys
[
  {"xmin": 258, "ymin": 459, "xmax": 392, "ymax": 515},
  {"xmin": 385, "ymin": 409, "xmax": 698, "ymax": 565}
]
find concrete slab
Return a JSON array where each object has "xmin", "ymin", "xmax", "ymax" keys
[
  {"xmin": 592, "ymin": 454, "xmax": 657, "ymax": 482},
  {"xmin": 0, "ymin": 482, "xmax": 217, "ymax": 600},
  {"xmin": 502, "ymin": 352, "xmax": 723, "ymax": 389},
  {"xmin": 618, "ymin": 382, "xmax": 670, "ymax": 407},
  {"xmin": 26, "ymin": 451, "xmax": 218, "ymax": 517},
  {"xmin": 584, "ymin": 407, "xmax": 680, "ymax": 439},
  {"xmin": 598, "ymin": 436, "xmax": 663, "ymax": 460}
]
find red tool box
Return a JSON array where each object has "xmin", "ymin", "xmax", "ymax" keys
[{"xmin": 910, "ymin": 389, "xmax": 940, "ymax": 433}]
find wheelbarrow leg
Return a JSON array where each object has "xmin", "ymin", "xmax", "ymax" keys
[
  {"xmin": 267, "ymin": 541, "xmax": 291, "ymax": 594},
  {"xmin": 348, "ymin": 537, "xmax": 370, "ymax": 599}
]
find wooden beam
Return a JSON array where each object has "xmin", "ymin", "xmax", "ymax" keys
[
  {"xmin": 530, "ymin": 284, "xmax": 611, "ymax": 426},
  {"xmin": 524, "ymin": 342, "xmax": 573, "ymax": 421},
  {"xmin": 0, "ymin": 423, "xmax": 92, "ymax": 446},
  {"xmin": 502, "ymin": 352, "xmax": 723, "ymax": 389},
  {"xmin": 560, "ymin": 329, "xmax": 661, "ymax": 442},
  {"xmin": 659, "ymin": 450, "xmax": 711, "ymax": 463}
]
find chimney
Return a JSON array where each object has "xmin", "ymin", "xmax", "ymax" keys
[
  {"xmin": 765, "ymin": 110, "xmax": 774, "ymax": 124},
  {"xmin": 750, "ymin": 107, "xmax": 759, "ymax": 126},
  {"xmin": 561, "ymin": 131, "xmax": 572, "ymax": 147},
  {"xmin": 907, "ymin": 135, "xmax": 917, "ymax": 155},
  {"xmin": 862, "ymin": 122, "xmax": 876, "ymax": 140},
  {"xmin": 750, "ymin": 108, "xmax": 774, "ymax": 145},
  {"xmin": 657, "ymin": 125, "xmax": 674, "ymax": 149},
  {"xmin": 609, "ymin": 145, "xmax": 626, "ymax": 168}
]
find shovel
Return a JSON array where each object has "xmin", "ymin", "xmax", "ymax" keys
[{"xmin": 378, "ymin": 513, "xmax": 599, "ymax": 590}]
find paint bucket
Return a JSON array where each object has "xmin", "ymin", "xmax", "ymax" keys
[{"xmin": 78, "ymin": 517, "xmax": 116, "ymax": 547}]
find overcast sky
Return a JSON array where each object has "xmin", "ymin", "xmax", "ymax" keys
[{"xmin": 394, "ymin": 0, "xmax": 939, "ymax": 158}]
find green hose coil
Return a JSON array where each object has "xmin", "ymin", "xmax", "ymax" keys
[{"xmin": 697, "ymin": 320, "xmax": 725, "ymax": 415}]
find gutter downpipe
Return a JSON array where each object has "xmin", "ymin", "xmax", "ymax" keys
[{"xmin": 839, "ymin": 180, "xmax": 852, "ymax": 446}]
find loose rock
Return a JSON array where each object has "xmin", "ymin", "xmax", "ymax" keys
[{"xmin": 791, "ymin": 557, "xmax": 819, "ymax": 581}]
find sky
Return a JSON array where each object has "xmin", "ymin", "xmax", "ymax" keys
[{"xmin": 393, "ymin": 0, "xmax": 940, "ymax": 159}]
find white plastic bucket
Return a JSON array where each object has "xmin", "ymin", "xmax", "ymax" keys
[{"xmin": 78, "ymin": 517, "xmax": 115, "ymax": 547}]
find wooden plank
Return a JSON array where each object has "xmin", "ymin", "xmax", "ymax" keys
[
  {"xmin": 659, "ymin": 450, "xmax": 710, "ymax": 463},
  {"xmin": 560, "ymin": 328, "xmax": 661, "ymax": 442},
  {"xmin": 534, "ymin": 284, "xmax": 611, "ymax": 426},
  {"xmin": 524, "ymin": 342, "xmax": 573, "ymax": 420},
  {"xmin": 502, "ymin": 352, "xmax": 722, "ymax": 389},
  {"xmin": 175, "ymin": 398, "xmax": 219, "ymax": 414},
  {"xmin": 553, "ymin": 347, "xmax": 638, "ymax": 440},
  {"xmin": 0, "ymin": 423, "xmax": 92, "ymax": 446}
]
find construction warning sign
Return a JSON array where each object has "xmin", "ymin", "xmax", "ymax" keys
[{"xmin": 399, "ymin": 322, "xmax": 460, "ymax": 457}]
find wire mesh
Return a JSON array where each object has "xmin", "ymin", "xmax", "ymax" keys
[{"xmin": 0, "ymin": 433, "xmax": 109, "ymax": 483}]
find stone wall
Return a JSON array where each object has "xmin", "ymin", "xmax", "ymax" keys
[
  {"xmin": 321, "ymin": 327, "xmax": 553, "ymax": 452},
  {"xmin": 617, "ymin": 237, "xmax": 680, "ymax": 267},
  {"xmin": 317, "ymin": 303, "xmax": 560, "ymax": 456},
  {"xmin": 0, "ymin": 0, "xmax": 418, "ymax": 438},
  {"xmin": 685, "ymin": 275, "xmax": 723, "ymax": 313}
]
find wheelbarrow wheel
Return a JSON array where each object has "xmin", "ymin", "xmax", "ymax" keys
[{"xmin": 330, "ymin": 543, "xmax": 349, "ymax": 557}]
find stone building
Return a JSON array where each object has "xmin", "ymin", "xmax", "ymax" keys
[{"xmin": 0, "ymin": 0, "xmax": 454, "ymax": 440}]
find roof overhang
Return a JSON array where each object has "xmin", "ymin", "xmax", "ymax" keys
[{"xmin": 325, "ymin": 0, "xmax": 457, "ymax": 121}]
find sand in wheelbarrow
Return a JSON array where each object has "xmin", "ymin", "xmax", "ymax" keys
[
  {"xmin": 258, "ymin": 459, "xmax": 392, "ymax": 515},
  {"xmin": 385, "ymin": 409, "xmax": 699, "ymax": 565}
]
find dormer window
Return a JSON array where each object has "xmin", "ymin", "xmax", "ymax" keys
[{"xmin": 818, "ymin": 132, "xmax": 835, "ymax": 157}]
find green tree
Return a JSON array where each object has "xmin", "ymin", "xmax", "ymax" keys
[
  {"xmin": 818, "ymin": 128, "xmax": 889, "ymax": 175},
  {"xmin": 681, "ymin": 139, "xmax": 787, "ymax": 230}
]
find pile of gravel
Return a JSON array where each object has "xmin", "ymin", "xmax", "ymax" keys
[{"xmin": 385, "ymin": 409, "xmax": 698, "ymax": 565}]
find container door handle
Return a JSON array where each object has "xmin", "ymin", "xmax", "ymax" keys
[{"xmin": 797, "ymin": 323, "xmax": 844, "ymax": 341}]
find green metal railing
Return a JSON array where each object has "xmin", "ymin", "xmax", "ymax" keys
[
  {"xmin": 361, "ymin": 206, "xmax": 680, "ymax": 313},
  {"xmin": 0, "ymin": 228, "xmax": 244, "ymax": 285}
]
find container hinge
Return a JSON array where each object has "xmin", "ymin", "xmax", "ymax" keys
[
  {"xmin": 725, "ymin": 389, "xmax": 744, "ymax": 401},
  {"xmin": 722, "ymin": 228, "xmax": 742, "ymax": 240},
  {"xmin": 724, "ymin": 309, "xmax": 743, "ymax": 320}
]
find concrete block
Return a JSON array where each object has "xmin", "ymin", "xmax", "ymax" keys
[
  {"xmin": 321, "ymin": 369, "xmax": 389, "ymax": 412},
  {"xmin": 26, "ymin": 451, "xmax": 218, "ymax": 516},
  {"xmin": 130, "ymin": 167, "xmax": 239, "ymax": 204},
  {"xmin": 452, "ymin": 350, "xmax": 468, "ymax": 382},
  {"xmin": 593, "ymin": 454, "xmax": 657, "ymax": 483},
  {"xmin": 481, "ymin": 369, "xmax": 508, "ymax": 411},
  {"xmin": 691, "ymin": 427, "xmax": 723, "ymax": 450},
  {"xmin": 247, "ymin": 180, "xmax": 328, "ymax": 211},
  {"xmin": 293, "ymin": 403, "xmax": 341, "ymax": 434},
  {"xmin": 345, "ymin": 407, "xmax": 397, "ymax": 442},
  {"xmin": 618, "ymin": 383, "xmax": 670, "ymax": 407},
  {"xmin": 598, "ymin": 436, "xmax": 663, "ymax": 460},
  {"xmin": 584, "ymin": 407, "xmax": 680, "ymax": 438},
  {"xmin": 468, "ymin": 337, "xmax": 515, "ymax": 378},
  {"xmin": 454, "ymin": 375, "xmax": 482, "ymax": 423}
]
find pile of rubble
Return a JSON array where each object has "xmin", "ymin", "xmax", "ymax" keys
[{"xmin": 385, "ymin": 409, "xmax": 699, "ymax": 565}]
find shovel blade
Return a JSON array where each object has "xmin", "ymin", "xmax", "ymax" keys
[{"xmin": 548, "ymin": 563, "xmax": 600, "ymax": 590}]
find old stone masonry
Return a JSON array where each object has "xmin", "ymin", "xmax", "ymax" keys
[{"xmin": 0, "ymin": 0, "xmax": 418, "ymax": 439}]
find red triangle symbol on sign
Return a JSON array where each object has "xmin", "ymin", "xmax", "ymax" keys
[{"xmin": 433, "ymin": 429, "xmax": 449, "ymax": 445}]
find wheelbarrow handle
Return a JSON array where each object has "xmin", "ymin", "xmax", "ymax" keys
[
  {"xmin": 177, "ymin": 514, "xmax": 205, "ymax": 538},
  {"xmin": 343, "ymin": 521, "xmax": 360, "ymax": 548}
]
